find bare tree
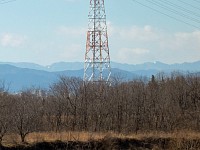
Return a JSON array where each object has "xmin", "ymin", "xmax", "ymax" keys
[
  {"xmin": 49, "ymin": 76, "xmax": 82, "ymax": 131},
  {"xmin": 0, "ymin": 81, "xmax": 12, "ymax": 145},
  {"xmin": 12, "ymin": 89, "xmax": 43, "ymax": 143}
]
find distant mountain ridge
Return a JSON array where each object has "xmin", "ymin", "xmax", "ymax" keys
[
  {"xmin": 111, "ymin": 61, "xmax": 200, "ymax": 72},
  {"xmin": 0, "ymin": 61, "xmax": 199, "ymax": 92},
  {"xmin": 0, "ymin": 64, "xmax": 136, "ymax": 92},
  {"xmin": 1, "ymin": 60, "xmax": 200, "ymax": 72}
]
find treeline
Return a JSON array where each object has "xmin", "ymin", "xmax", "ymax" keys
[{"xmin": 0, "ymin": 72, "xmax": 200, "ymax": 143}]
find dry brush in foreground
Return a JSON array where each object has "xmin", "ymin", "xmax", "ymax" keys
[{"xmin": 1, "ymin": 131, "xmax": 200, "ymax": 149}]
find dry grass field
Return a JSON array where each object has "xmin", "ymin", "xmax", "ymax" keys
[{"xmin": 1, "ymin": 131, "xmax": 200, "ymax": 149}]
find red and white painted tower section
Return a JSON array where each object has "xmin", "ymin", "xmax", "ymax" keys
[{"xmin": 84, "ymin": 0, "xmax": 111, "ymax": 83}]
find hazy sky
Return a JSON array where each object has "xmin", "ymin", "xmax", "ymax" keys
[{"xmin": 0, "ymin": 0, "xmax": 200, "ymax": 65}]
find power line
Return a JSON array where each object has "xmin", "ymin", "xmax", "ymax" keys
[
  {"xmin": 145, "ymin": 0, "xmax": 200, "ymax": 24},
  {"xmin": 131, "ymin": 0, "xmax": 200, "ymax": 30},
  {"xmin": 192, "ymin": 0, "xmax": 200, "ymax": 4},
  {"xmin": 159, "ymin": 0, "xmax": 200, "ymax": 18},
  {"xmin": 177, "ymin": 0, "xmax": 200, "ymax": 11},
  {"xmin": 0, "ymin": 0, "xmax": 200, "ymax": 30}
]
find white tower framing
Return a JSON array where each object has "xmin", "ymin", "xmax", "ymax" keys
[{"xmin": 84, "ymin": 0, "xmax": 111, "ymax": 83}]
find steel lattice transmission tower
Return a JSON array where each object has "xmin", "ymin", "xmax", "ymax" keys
[{"xmin": 84, "ymin": 0, "xmax": 111, "ymax": 83}]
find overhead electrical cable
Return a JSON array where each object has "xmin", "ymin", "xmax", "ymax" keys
[
  {"xmin": 158, "ymin": 0, "xmax": 200, "ymax": 18},
  {"xmin": 131, "ymin": 0, "xmax": 200, "ymax": 29},
  {"xmin": 192, "ymin": 0, "xmax": 200, "ymax": 4},
  {"xmin": 145, "ymin": 0, "xmax": 200, "ymax": 24},
  {"xmin": 177, "ymin": 0, "xmax": 200, "ymax": 11}
]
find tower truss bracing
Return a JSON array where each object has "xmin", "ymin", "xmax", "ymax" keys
[{"xmin": 84, "ymin": 0, "xmax": 111, "ymax": 83}]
